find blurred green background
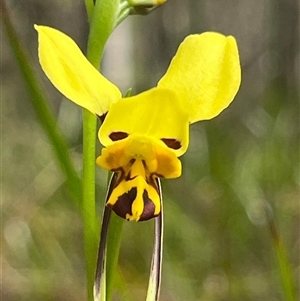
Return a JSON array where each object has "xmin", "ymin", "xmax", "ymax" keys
[{"xmin": 2, "ymin": 0, "xmax": 299, "ymax": 300}]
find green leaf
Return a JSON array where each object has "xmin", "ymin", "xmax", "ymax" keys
[
  {"xmin": 269, "ymin": 218, "xmax": 296, "ymax": 301},
  {"xmin": 2, "ymin": 1, "xmax": 82, "ymax": 205}
]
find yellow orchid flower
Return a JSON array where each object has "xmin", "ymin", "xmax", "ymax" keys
[{"xmin": 35, "ymin": 25, "xmax": 241, "ymax": 222}]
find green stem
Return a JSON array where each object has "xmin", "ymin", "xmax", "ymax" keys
[
  {"xmin": 83, "ymin": 0, "xmax": 163, "ymax": 298},
  {"xmin": 84, "ymin": 0, "xmax": 95, "ymax": 21},
  {"xmin": 117, "ymin": 1, "xmax": 132, "ymax": 25},
  {"xmin": 83, "ymin": 1, "xmax": 122, "ymax": 300},
  {"xmin": 106, "ymin": 214, "xmax": 124, "ymax": 301},
  {"xmin": 82, "ymin": 110, "xmax": 98, "ymax": 301},
  {"xmin": 1, "ymin": 1, "xmax": 82, "ymax": 205},
  {"xmin": 87, "ymin": 0, "xmax": 121, "ymax": 66}
]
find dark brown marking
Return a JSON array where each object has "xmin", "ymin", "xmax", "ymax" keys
[
  {"xmin": 161, "ymin": 138, "xmax": 181, "ymax": 150},
  {"xmin": 110, "ymin": 187, "xmax": 137, "ymax": 219},
  {"xmin": 126, "ymin": 173, "xmax": 138, "ymax": 181},
  {"xmin": 109, "ymin": 132, "xmax": 129, "ymax": 141},
  {"xmin": 98, "ymin": 112, "xmax": 107, "ymax": 123},
  {"xmin": 105, "ymin": 172, "xmax": 120, "ymax": 202},
  {"xmin": 139, "ymin": 189, "xmax": 159, "ymax": 221},
  {"xmin": 147, "ymin": 174, "xmax": 160, "ymax": 191},
  {"xmin": 129, "ymin": 158, "xmax": 136, "ymax": 165},
  {"xmin": 109, "ymin": 168, "xmax": 125, "ymax": 190},
  {"xmin": 124, "ymin": 159, "xmax": 136, "ymax": 181}
]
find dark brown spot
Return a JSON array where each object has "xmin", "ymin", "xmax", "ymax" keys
[
  {"xmin": 109, "ymin": 132, "xmax": 129, "ymax": 141},
  {"xmin": 129, "ymin": 158, "xmax": 136, "ymax": 165},
  {"xmin": 161, "ymin": 138, "xmax": 181, "ymax": 150},
  {"xmin": 98, "ymin": 112, "xmax": 107, "ymax": 123},
  {"xmin": 108, "ymin": 187, "xmax": 137, "ymax": 219},
  {"xmin": 142, "ymin": 160, "xmax": 147, "ymax": 168},
  {"xmin": 126, "ymin": 172, "xmax": 137, "ymax": 181},
  {"xmin": 125, "ymin": 159, "xmax": 137, "ymax": 181},
  {"xmin": 147, "ymin": 174, "xmax": 160, "ymax": 191},
  {"xmin": 139, "ymin": 190, "xmax": 159, "ymax": 221},
  {"xmin": 105, "ymin": 170, "xmax": 124, "ymax": 201}
]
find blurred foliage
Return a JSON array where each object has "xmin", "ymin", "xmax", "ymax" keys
[{"xmin": 2, "ymin": 0, "xmax": 299, "ymax": 300}]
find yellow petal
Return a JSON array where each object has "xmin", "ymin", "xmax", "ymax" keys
[
  {"xmin": 35, "ymin": 25, "xmax": 121, "ymax": 116},
  {"xmin": 96, "ymin": 136, "xmax": 182, "ymax": 179},
  {"xmin": 98, "ymin": 88, "xmax": 189, "ymax": 157},
  {"xmin": 158, "ymin": 32, "xmax": 241, "ymax": 123}
]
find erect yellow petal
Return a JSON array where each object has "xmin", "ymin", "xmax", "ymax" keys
[
  {"xmin": 98, "ymin": 88, "xmax": 189, "ymax": 157},
  {"xmin": 35, "ymin": 25, "xmax": 121, "ymax": 116},
  {"xmin": 158, "ymin": 32, "xmax": 241, "ymax": 123}
]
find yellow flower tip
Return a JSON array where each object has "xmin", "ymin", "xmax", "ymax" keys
[
  {"xmin": 35, "ymin": 24, "xmax": 121, "ymax": 117},
  {"xmin": 34, "ymin": 24, "xmax": 51, "ymax": 35},
  {"xmin": 158, "ymin": 31, "xmax": 241, "ymax": 123},
  {"xmin": 129, "ymin": 0, "xmax": 166, "ymax": 6},
  {"xmin": 97, "ymin": 136, "xmax": 181, "ymax": 221}
]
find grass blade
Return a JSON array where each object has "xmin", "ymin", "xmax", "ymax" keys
[
  {"xmin": 1, "ymin": 1, "xmax": 82, "ymax": 204},
  {"xmin": 269, "ymin": 217, "xmax": 296, "ymax": 301}
]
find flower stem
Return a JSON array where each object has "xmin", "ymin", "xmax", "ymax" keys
[
  {"xmin": 87, "ymin": 0, "xmax": 121, "ymax": 66},
  {"xmin": 83, "ymin": 1, "xmax": 123, "ymax": 300},
  {"xmin": 84, "ymin": 0, "xmax": 95, "ymax": 21},
  {"xmin": 82, "ymin": 109, "xmax": 98, "ymax": 301}
]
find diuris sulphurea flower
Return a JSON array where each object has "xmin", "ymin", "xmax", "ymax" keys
[{"xmin": 35, "ymin": 25, "xmax": 241, "ymax": 222}]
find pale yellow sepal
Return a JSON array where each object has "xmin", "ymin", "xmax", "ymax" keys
[
  {"xmin": 158, "ymin": 32, "xmax": 241, "ymax": 123},
  {"xmin": 34, "ymin": 25, "xmax": 121, "ymax": 116},
  {"xmin": 99, "ymin": 88, "xmax": 189, "ymax": 157}
]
